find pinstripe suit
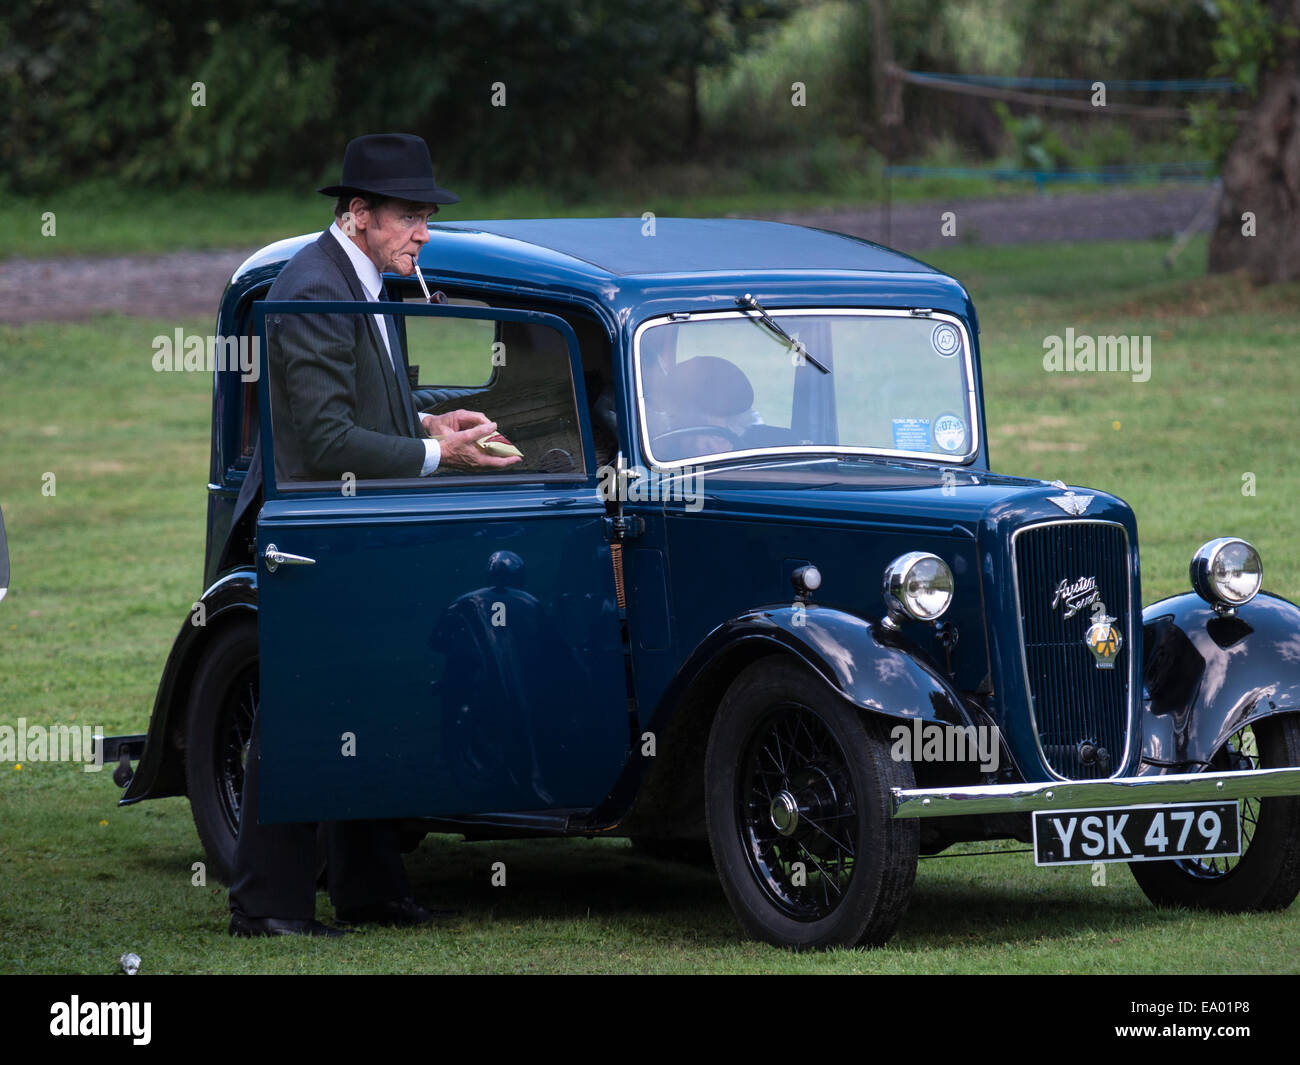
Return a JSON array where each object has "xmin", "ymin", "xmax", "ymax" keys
[{"xmin": 267, "ymin": 229, "xmax": 426, "ymax": 482}]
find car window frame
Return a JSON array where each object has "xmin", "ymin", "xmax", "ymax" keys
[
  {"xmin": 253, "ymin": 299, "xmax": 599, "ymax": 498},
  {"xmin": 633, "ymin": 307, "xmax": 981, "ymax": 471}
]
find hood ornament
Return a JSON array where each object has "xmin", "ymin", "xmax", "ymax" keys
[{"xmin": 1048, "ymin": 491, "xmax": 1094, "ymax": 516}]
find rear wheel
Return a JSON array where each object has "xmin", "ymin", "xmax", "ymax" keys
[
  {"xmin": 705, "ymin": 658, "xmax": 918, "ymax": 949},
  {"xmin": 1130, "ymin": 715, "xmax": 1300, "ymax": 911},
  {"xmin": 185, "ymin": 622, "xmax": 257, "ymax": 886}
]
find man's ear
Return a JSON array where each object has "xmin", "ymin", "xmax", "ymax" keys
[{"xmin": 345, "ymin": 197, "xmax": 371, "ymax": 231}]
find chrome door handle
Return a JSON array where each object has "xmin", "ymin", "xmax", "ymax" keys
[{"xmin": 263, "ymin": 543, "xmax": 316, "ymax": 573}]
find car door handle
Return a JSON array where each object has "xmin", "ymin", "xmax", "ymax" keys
[{"xmin": 263, "ymin": 544, "xmax": 317, "ymax": 573}]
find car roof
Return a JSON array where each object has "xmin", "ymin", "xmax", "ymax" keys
[
  {"xmin": 231, "ymin": 217, "xmax": 973, "ymax": 326},
  {"xmin": 433, "ymin": 218, "xmax": 938, "ymax": 278}
]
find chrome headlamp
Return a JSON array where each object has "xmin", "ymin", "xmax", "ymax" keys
[
  {"xmin": 1190, "ymin": 537, "xmax": 1262, "ymax": 613},
  {"xmin": 883, "ymin": 552, "xmax": 954, "ymax": 626}
]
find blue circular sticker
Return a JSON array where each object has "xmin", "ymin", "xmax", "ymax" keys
[
  {"xmin": 931, "ymin": 323, "xmax": 961, "ymax": 358},
  {"xmin": 933, "ymin": 413, "xmax": 967, "ymax": 452}
]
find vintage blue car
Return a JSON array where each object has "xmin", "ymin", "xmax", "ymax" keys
[{"xmin": 118, "ymin": 218, "xmax": 1300, "ymax": 949}]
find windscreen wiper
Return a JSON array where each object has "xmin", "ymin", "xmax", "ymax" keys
[{"xmin": 736, "ymin": 294, "xmax": 830, "ymax": 375}]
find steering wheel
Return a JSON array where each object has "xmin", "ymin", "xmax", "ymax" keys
[{"xmin": 651, "ymin": 425, "xmax": 743, "ymax": 454}]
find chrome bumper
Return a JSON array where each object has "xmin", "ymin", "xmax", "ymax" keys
[{"xmin": 891, "ymin": 766, "xmax": 1300, "ymax": 819}]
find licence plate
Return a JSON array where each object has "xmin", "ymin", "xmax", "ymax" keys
[{"xmin": 1032, "ymin": 802, "xmax": 1241, "ymax": 866}]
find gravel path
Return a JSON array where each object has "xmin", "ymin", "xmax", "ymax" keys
[
  {"xmin": 762, "ymin": 185, "xmax": 1216, "ymax": 251},
  {"xmin": 0, "ymin": 186, "xmax": 1216, "ymax": 324}
]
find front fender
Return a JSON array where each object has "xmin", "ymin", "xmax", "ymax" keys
[
  {"xmin": 675, "ymin": 604, "xmax": 975, "ymax": 730},
  {"xmin": 1141, "ymin": 591, "xmax": 1300, "ymax": 771},
  {"xmin": 119, "ymin": 569, "xmax": 259, "ymax": 805},
  {"xmin": 609, "ymin": 603, "xmax": 986, "ymax": 837}
]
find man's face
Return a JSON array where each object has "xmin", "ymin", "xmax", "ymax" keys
[{"xmin": 349, "ymin": 198, "xmax": 438, "ymax": 276}]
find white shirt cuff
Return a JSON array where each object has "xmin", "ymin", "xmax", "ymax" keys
[{"xmin": 420, "ymin": 437, "xmax": 441, "ymax": 476}]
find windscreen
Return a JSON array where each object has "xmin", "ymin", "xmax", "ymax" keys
[{"xmin": 637, "ymin": 310, "xmax": 977, "ymax": 466}]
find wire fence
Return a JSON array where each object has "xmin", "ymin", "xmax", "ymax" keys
[
  {"xmin": 883, "ymin": 161, "xmax": 1215, "ymax": 192},
  {"xmin": 880, "ymin": 70, "xmax": 1228, "ymax": 252}
]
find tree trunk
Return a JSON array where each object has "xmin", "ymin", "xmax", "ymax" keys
[{"xmin": 1208, "ymin": 1, "xmax": 1300, "ymax": 283}]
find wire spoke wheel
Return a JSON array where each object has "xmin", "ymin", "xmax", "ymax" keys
[
  {"xmin": 705, "ymin": 658, "xmax": 918, "ymax": 949},
  {"xmin": 214, "ymin": 663, "xmax": 257, "ymax": 835},
  {"xmin": 741, "ymin": 704, "xmax": 859, "ymax": 920},
  {"xmin": 1174, "ymin": 724, "xmax": 1259, "ymax": 880},
  {"xmin": 1131, "ymin": 714, "xmax": 1300, "ymax": 911},
  {"xmin": 186, "ymin": 622, "xmax": 259, "ymax": 885}
]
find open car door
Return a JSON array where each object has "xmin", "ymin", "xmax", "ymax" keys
[{"xmin": 252, "ymin": 299, "xmax": 629, "ymax": 823}]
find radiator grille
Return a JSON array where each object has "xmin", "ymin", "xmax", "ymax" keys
[{"xmin": 1013, "ymin": 521, "xmax": 1131, "ymax": 780}]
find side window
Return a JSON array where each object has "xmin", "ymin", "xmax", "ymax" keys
[
  {"xmin": 258, "ymin": 303, "xmax": 590, "ymax": 492},
  {"xmin": 401, "ymin": 296, "xmax": 495, "ymax": 390},
  {"xmin": 413, "ymin": 318, "xmax": 587, "ymax": 474}
]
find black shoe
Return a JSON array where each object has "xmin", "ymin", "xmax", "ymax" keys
[
  {"xmin": 335, "ymin": 896, "xmax": 455, "ymax": 927},
  {"xmin": 229, "ymin": 912, "xmax": 347, "ymax": 938}
]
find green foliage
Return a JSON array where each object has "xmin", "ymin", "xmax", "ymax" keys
[
  {"xmin": 0, "ymin": 0, "xmax": 794, "ymax": 195},
  {"xmin": 1183, "ymin": 0, "xmax": 1288, "ymax": 167},
  {"xmin": 992, "ymin": 103, "xmax": 1070, "ymax": 171},
  {"xmin": 2, "ymin": 0, "xmax": 1229, "ymax": 197},
  {"xmin": 700, "ymin": 0, "xmax": 1216, "ymax": 167}
]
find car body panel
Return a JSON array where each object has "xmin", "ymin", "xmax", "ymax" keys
[{"xmin": 1141, "ymin": 591, "xmax": 1300, "ymax": 770}]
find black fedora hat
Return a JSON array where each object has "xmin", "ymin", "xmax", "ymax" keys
[{"xmin": 318, "ymin": 133, "xmax": 459, "ymax": 204}]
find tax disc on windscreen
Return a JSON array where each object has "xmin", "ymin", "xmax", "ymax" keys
[
  {"xmin": 931, "ymin": 323, "xmax": 961, "ymax": 357},
  {"xmin": 933, "ymin": 413, "xmax": 967, "ymax": 452}
]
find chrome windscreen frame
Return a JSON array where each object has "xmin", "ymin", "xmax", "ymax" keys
[
  {"xmin": 632, "ymin": 308, "xmax": 981, "ymax": 471},
  {"xmin": 1008, "ymin": 518, "xmax": 1140, "ymax": 782}
]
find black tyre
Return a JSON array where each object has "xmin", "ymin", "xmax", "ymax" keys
[
  {"xmin": 1130, "ymin": 715, "xmax": 1300, "ymax": 911},
  {"xmin": 705, "ymin": 658, "xmax": 919, "ymax": 949},
  {"xmin": 185, "ymin": 622, "xmax": 258, "ymax": 886}
]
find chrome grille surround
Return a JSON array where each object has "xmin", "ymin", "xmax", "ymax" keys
[{"xmin": 1010, "ymin": 519, "xmax": 1137, "ymax": 781}]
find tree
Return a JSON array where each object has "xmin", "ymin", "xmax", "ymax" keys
[{"xmin": 1208, "ymin": 0, "xmax": 1300, "ymax": 282}]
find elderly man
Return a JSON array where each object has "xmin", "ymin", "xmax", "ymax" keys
[
  {"xmin": 229, "ymin": 133, "xmax": 513, "ymax": 938},
  {"xmin": 267, "ymin": 133, "xmax": 519, "ymax": 482}
]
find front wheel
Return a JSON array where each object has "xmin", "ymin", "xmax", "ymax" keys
[
  {"xmin": 1130, "ymin": 715, "xmax": 1300, "ymax": 911},
  {"xmin": 705, "ymin": 658, "xmax": 919, "ymax": 949}
]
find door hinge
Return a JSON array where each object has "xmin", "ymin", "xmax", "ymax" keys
[{"xmin": 604, "ymin": 514, "xmax": 645, "ymax": 542}]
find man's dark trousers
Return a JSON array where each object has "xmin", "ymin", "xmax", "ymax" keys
[{"xmin": 229, "ymin": 714, "xmax": 410, "ymax": 919}]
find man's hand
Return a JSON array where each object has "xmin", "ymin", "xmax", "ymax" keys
[{"xmin": 422, "ymin": 409, "xmax": 523, "ymax": 470}]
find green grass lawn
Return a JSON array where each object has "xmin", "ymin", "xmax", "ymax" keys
[{"xmin": 1, "ymin": 237, "xmax": 1299, "ymax": 973}]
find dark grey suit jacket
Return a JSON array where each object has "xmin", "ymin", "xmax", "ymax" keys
[{"xmin": 266, "ymin": 229, "xmax": 426, "ymax": 483}]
